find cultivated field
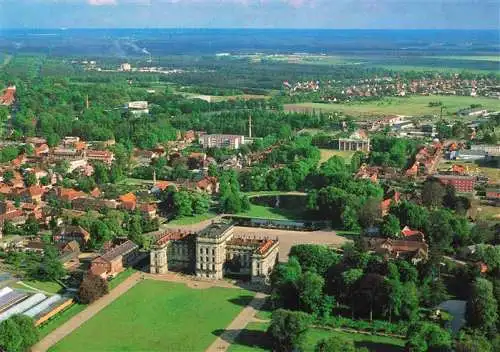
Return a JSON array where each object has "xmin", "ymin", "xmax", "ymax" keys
[
  {"xmin": 285, "ymin": 96, "xmax": 500, "ymax": 118},
  {"xmin": 50, "ymin": 280, "xmax": 254, "ymax": 352}
]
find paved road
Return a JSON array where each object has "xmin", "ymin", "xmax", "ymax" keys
[
  {"xmin": 31, "ymin": 272, "xmax": 141, "ymax": 352},
  {"xmin": 205, "ymin": 292, "xmax": 268, "ymax": 352}
]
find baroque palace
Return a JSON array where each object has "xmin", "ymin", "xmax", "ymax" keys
[{"xmin": 150, "ymin": 223, "xmax": 279, "ymax": 283}]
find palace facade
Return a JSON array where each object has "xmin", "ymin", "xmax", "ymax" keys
[{"xmin": 150, "ymin": 223, "xmax": 279, "ymax": 283}]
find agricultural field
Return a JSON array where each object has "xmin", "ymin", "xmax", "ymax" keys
[
  {"xmin": 50, "ymin": 280, "xmax": 254, "ymax": 352},
  {"xmin": 424, "ymin": 55, "xmax": 500, "ymax": 62},
  {"xmin": 229, "ymin": 322, "xmax": 405, "ymax": 352},
  {"xmin": 285, "ymin": 96, "xmax": 500, "ymax": 118}
]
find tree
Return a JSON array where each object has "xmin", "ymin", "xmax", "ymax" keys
[
  {"xmin": 192, "ymin": 192, "xmax": 210, "ymax": 215},
  {"xmin": 315, "ymin": 336, "xmax": 358, "ymax": 352},
  {"xmin": 391, "ymin": 201, "xmax": 428, "ymax": 230},
  {"xmin": 22, "ymin": 215, "xmax": 40, "ymax": 236},
  {"xmin": 380, "ymin": 214, "xmax": 400, "ymax": 238},
  {"xmin": 0, "ymin": 315, "xmax": 39, "ymax": 352},
  {"xmin": 93, "ymin": 162, "xmax": 109, "ymax": 184},
  {"xmin": 456, "ymin": 329, "xmax": 493, "ymax": 352},
  {"xmin": 79, "ymin": 274, "xmax": 109, "ymax": 304},
  {"xmin": 34, "ymin": 245, "xmax": 66, "ymax": 281},
  {"xmin": 420, "ymin": 277, "xmax": 450, "ymax": 308},
  {"xmin": 270, "ymin": 258, "xmax": 302, "ymax": 310},
  {"xmin": 350, "ymin": 151, "xmax": 364, "ymax": 173},
  {"xmin": 466, "ymin": 278, "xmax": 498, "ymax": 336},
  {"xmin": 173, "ymin": 190, "xmax": 193, "ymax": 217},
  {"xmin": 406, "ymin": 322, "xmax": 452, "ymax": 352},
  {"xmin": 24, "ymin": 172, "xmax": 37, "ymax": 187},
  {"xmin": 267, "ymin": 309, "xmax": 311, "ymax": 352},
  {"xmin": 357, "ymin": 198, "xmax": 381, "ymax": 229},
  {"xmin": 2, "ymin": 170, "xmax": 14, "ymax": 183},
  {"xmin": 422, "ymin": 179, "xmax": 445, "ymax": 208},
  {"xmin": 289, "ymin": 245, "xmax": 340, "ymax": 277},
  {"xmin": 297, "ymin": 272, "xmax": 325, "ymax": 315},
  {"xmin": 207, "ymin": 163, "xmax": 219, "ymax": 177}
]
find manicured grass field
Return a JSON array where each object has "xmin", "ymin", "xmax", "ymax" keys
[
  {"xmin": 168, "ymin": 212, "xmax": 218, "ymax": 225},
  {"xmin": 108, "ymin": 268, "xmax": 137, "ymax": 290},
  {"xmin": 38, "ymin": 303, "xmax": 87, "ymax": 339},
  {"xmin": 237, "ymin": 204, "xmax": 302, "ymax": 220},
  {"xmin": 50, "ymin": 280, "xmax": 254, "ymax": 352},
  {"xmin": 319, "ymin": 149, "xmax": 355, "ymax": 164},
  {"xmin": 229, "ymin": 322, "xmax": 405, "ymax": 352},
  {"xmin": 285, "ymin": 96, "xmax": 500, "ymax": 118},
  {"xmin": 20, "ymin": 280, "xmax": 64, "ymax": 294}
]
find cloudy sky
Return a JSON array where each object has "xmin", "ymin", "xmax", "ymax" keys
[{"xmin": 0, "ymin": 0, "xmax": 498, "ymax": 29}]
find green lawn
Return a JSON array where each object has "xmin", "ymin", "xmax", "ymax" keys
[
  {"xmin": 13, "ymin": 280, "xmax": 63, "ymax": 294},
  {"xmin": 319, "ymin": 149, "xmax": 355, "ymax": 164},
  {"xmin": 38, "ymin": 303, "xmax": 87, "ymax": 339},
  {"xmin": 108, "ymin": 268, "xmax": 136, "ymax": 290},
  {"xmin": 237, "ymin": 204, "xmax": 302, "ymax": 221},
  {"xmin": 245, "ymin": 191, "xmax": 306, "ymax": 197},
  {"xmin": 50, "ymin": 280, "xmax": 254, "ymax": 352},
  {"xmin": 229, "ymin": 322, "xmax": 405, "ymax": 352},
  {"xmin": 168, "ymin": 212, "xmax": 218, "ymax": 225},
  {"xmin": 285, "ymin": 96, "xmax": 500, "ymax": 118}
]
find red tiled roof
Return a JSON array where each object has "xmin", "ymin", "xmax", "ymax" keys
[
  {"xmin": 197, "ymin": 176, "xmax": 218, "ymax": 190},
  {"xmin": 401, "ymin": 226, "xmax": 422, "ymax": 237},
  {"xmin": 154, "ymin": 181, "xmax": 171, "ymax": 191},
  {"xmin": 139, "ymin": 203, "xmax": 157, "ymax": 212},
  {"xmin": 59, "ymin": 188, "xmax": 86, "ymax": 201},
  {"xmin": 155, "ymin": 230, "xmax": 194, "ymax": 246},
  {"xmin": 90, "ymin": 187, "xmax": 101, "ymax": 198},
  {"xmin": 119, "ymin": 192, "xmax": 136, "ymax": 203},
  {"xmin": 0, "ymin": 87, "xmax": 15, "ymax": 106}
]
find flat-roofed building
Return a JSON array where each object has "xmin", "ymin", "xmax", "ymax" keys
[{"xmin": 199, "ymin": 134, "xmax": 245, "ymax": 150}]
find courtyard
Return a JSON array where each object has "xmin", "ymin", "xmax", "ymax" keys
[{"xmin": 49, "ymin": 280, "xmax": 254, "ymax": 352}]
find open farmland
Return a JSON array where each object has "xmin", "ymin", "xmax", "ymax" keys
[
  {"xmin": 50, "ymin": 280, "xmax": 254, "ymax": 352},
  {"xmin": 285, "ymin": 96, "xmax": 500, "ymax": 118}
]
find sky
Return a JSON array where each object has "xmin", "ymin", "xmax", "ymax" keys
[{"xmin": 0, "ymin": 0, "xmax": 498, "ymax": 29}]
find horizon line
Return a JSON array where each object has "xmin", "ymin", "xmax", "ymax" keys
[{"xmin": 0, "ymin": 27, "xmax": 497, "ymax": 31}]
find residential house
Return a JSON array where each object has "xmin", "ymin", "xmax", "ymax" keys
[
  {"xmin": 119, "ymin": 192, "xmax": 137, "ymax": 211},
  {"xmin": 53, "ymin": 225, "xmax": 91, "ymax": 247},
  {"xmin": 364, "ymin": 237, "xmax": 429, "ymax": 264},
  {"xmin": 139, "ymin": 203, "xmax": 158, "ymax": 219},
  {"xmin": 196, "ymin": 176, "xmax": 219, "ymax": 194},
  {"xmin": 435, "ymin": 175, "xmax": 476, "ymax": 193},
  {"xmin": 90, "ymin": 240, "xmax": 140, "ymax": 278},
  {"xmin": 86, "ymin": 150, "xmax": 114, "ymax": 164},
  {"xmin": 56, "ymin": 188, "xmax": 86, "ymax": 203},
  {"xmin": 57, "ymin": 240, "xmax": 81, "ymax": 270},
  {"xmin": 380, "ymin": 191, "xmax": 401, "ymax": 216}
]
